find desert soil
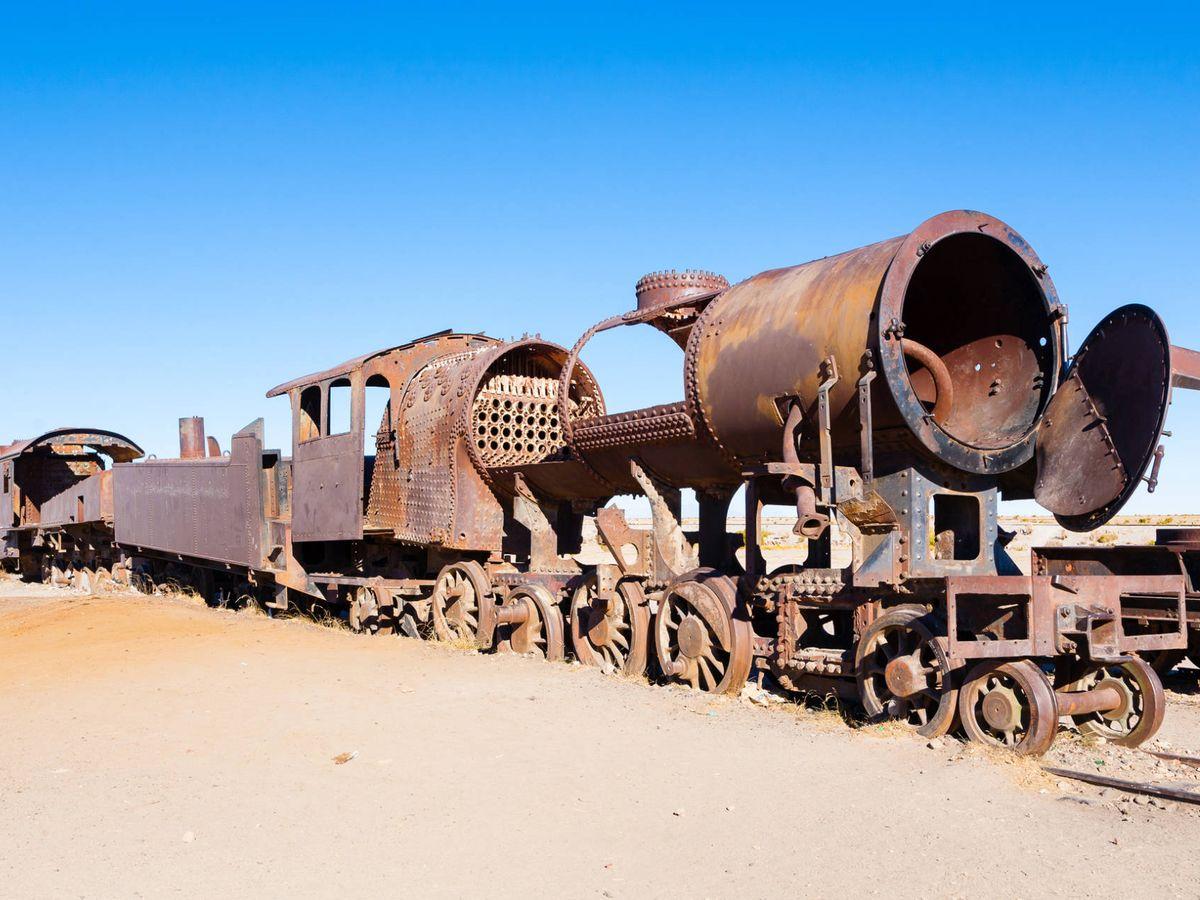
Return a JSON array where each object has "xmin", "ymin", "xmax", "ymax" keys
[{"xmin": 2, "ymin": 576, "xmax": 1200, "ymax": 899}]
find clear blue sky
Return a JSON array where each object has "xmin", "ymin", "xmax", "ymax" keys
[{"xmin": 3, "ymin": 4, "xmax": 1198, "ymax": 515}]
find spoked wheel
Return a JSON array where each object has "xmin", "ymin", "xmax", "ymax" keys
[
  {"xmin": 495, "ymin": 583, "xmax": 565, "ymax": 662},
  {"xmin": 92, "ymin": 566, "xmax": 114, "ymax": 593},
  {"xmin": 855, "ymin": 605, "xmax": 958, "ymax": 738},
  {"xmin": 655, "ymin": 569, "xmax": 752, "ymax": 696},
  {"xmin": 399, "ymin": 601, "xmax": 429, "ymax": 640},
  {"xmin": 431, "ymin": 561, "xmax": 495, "ymax": 648},
  {"xmin": 959, "ymin": 660, "xmax": 1058, "ymax": 755},
  {"xmin": 1061, "ymin": 657, "xmax": 1165, "ymax": 747},
  {"xmin": 569, "ymin": 574, "xmax": 649, "ymax": 675},
  {"xmin": 348, "ymin": 585, "xmax": 385, "ymax": 634}
]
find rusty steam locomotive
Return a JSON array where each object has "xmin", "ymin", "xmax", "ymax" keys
[{"xmin": 5, "ymin": 210, "xmax": 1200, "ymax": 755}]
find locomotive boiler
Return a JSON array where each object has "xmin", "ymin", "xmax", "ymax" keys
[{"xmin": 5, "ymin": 209, "xmax": 1199, "ymax": 757}]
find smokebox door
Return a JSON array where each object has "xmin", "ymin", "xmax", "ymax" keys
[{"xmin": 1034, "ymin": 304, "xmax": 1171, "ymax": 532}]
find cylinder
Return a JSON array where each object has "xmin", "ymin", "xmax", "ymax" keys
[
  {"xmin": 687, "ymin": 210, "xmax": 1065, "ymax": 475},
  {"xmin": 178, "ymin": 417, "xmax": 206, "ymax": 460}
]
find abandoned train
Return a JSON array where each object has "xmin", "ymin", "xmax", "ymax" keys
[{"xmin": 5, "ymin": 209, "xmax": 1200, "ymax": 756}]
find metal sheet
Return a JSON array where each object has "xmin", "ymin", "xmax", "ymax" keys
[
  {"xmin": 114, "ymin": 425, "xmax": 264, "ymax": 568},
  {"xmin": 1036, "ymin": 305, "xmax": 1172, "ymax": 531}
]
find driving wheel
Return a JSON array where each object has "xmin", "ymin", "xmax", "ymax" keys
[
  {"xmin": 569, "ymin": 574, "xmax": 649, "ymax": 676},
  {"xmin": 431, "ymin": 561, "xmax": 495, "ymax": 648},
  {"xmin": 655, "ymin": 569, "xmax": 752, "ymax": 695}
]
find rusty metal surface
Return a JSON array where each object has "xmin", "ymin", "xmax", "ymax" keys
[
  {"xmin": 0, "ymin": 429, "xmax": 142, "ymax": 536},
  {"xmin": 1171, "ymin": 344, "xmax": 1200, "ymax": 390},
  {"xmin": 655, "ymin": 569, "xmax": 752, "ymax": 694},
  {"xmin": 114, "ymin": 420, "xmax": 267, "ymax": 568},
  {"xmin": 688, "ymin": 210, "xmax": 1063, "ymax": 475},
  {"xmin": 1035, "ymin": 305, "xmax": 1172, "ymax": 531},
  {"xmin": 384, "ymin": 342, "xmax": 498, "ymax": 547},
  {"xmin": 0, "ymin": 428, "xmax": 143, "ymax": 464},
  {"xmin": 38, "ymin": 470, "xmax": 113, "ymax": 527},
  {"xmin": 178, "ymin": 417, "xmax": 207, "ymax": 460},
  {"xmin": 10, "ymin": 209, "xmax": 1198, "ymax": 761},
  {"xmin": 945, "ymin": 573, "xmax": 1186, "ymax": 663},
  {"xmin": 959, "ymin": 659, "xmax": 1058, "ymax": 755}
]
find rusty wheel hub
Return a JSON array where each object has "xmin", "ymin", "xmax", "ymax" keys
[
  {"xmin": 496, "ymin": 584, "xmax": 565, "ymax": 662},
  {"xmin": 981, "ymin": 685, "xmax": 1022, "ymax": 733},
  {"xmin": 854, "ymin": 605, "xmax": 958, "ymax": 739},
  {"xmin": 883, "ymin": 654, "xmax": 926, "ymax": 699},
  {"xmin": 1062, "ymin": 658, "xmax": 1164, "ymax": 747},
  {"xmin": 569, "ymin": 576, "xmax": 649, "ymax": 676},
  {"xmin": 586, "ymin": 603, "xmax": 613, "ymax": 647},
  {"xmin": 654, "ymin": 571, "xmax": 752, "ymax": 695},
  {"xmin": 431, "ymin": 561, "xmax": 493, "ymax": 647},
  {"xmin": 1095, "ymin": 676, "xmax": 1133, "ymax": 722},
  {"xmin": 959, "ymin": 660, "xmax": 1058, "ymax": 755},
  {"xmin": 676, "ymin": 615, "xmax": 707, "ymax": 659}
]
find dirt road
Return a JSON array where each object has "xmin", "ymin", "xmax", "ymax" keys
[{"xmin": 3, "ymin": 581, "xmax": 1200, "ymax": 899}]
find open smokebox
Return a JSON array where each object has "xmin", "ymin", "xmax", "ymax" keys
[
  {"xmin": 875, "ymin": 214, "xmax": 1200, "ymax": 531},
  {"xmin": 873, "ymin": 211, "xmax": 1067, "ymax": 476},
  {"xmin": 877, "ymin": 214, "xmax": 1199, "ymax": 531},
  {"xmin": 887, "ymin": 232, "xmax": 1058, "ymax": 454}
]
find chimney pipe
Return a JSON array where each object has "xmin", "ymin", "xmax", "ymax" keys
[{"xmin": 179, "ymin": 417, "xmax": 206, "ymax": 460}]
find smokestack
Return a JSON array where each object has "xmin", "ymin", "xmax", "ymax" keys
[{"xmin": 179, "ymin": 417, "xmax": 206, "ymax": 460}]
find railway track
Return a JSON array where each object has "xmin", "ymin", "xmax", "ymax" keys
[{"xmin": 1047, "ymin": 749, "xmax": 1200, "ymax": 806}]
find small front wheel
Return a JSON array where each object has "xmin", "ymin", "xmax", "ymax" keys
[
  {"xmin": 1061, "ymin": 657, "xmax": 1165, "ymax": 747},
  {"xmin": 959, "ymin": 660, "xmax": 1058, "ymax": 755}
]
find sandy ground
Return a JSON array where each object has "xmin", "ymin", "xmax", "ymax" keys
[{"xmin": 3, "ymin": 577, "xmax": 1200, "ymax": 899}]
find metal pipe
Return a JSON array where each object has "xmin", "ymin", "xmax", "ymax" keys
[
  {"xmin": 900, "ymin": 338, "xmax": 955, "ymax": 425},
  {"xmin": 179, "ymin": 417, "xmax": 206, "ymax": 460},
  {"xmin": 781, "ymin": 402, "xmax": 829, "ymax": 539}
]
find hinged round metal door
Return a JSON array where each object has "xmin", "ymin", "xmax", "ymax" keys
[{"xmin": 1034, "ymin": 304, "xmax": 1172, "ymax": 531}]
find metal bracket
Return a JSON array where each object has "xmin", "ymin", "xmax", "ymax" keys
[
  {"xmin": 630, "ymin": 459, "xmax": 698, "ymax": 580},
  {"xmin": 1143, "ymin": 445, "xmax": 1165, "ymax": 493},
  {"xmin": 857, "ymin": 354, "xmax": 876, "ymax": 490},
  {"xmin": 816, "ymin": 356, "xmax": 840, "ymax": 504},
  {"xmin": 512, "ymin": 473, "xmax": 576, "ymax": 574},
  {"xmin": 594, "ymin": 506, "xmax": 652, "ymax": 579}
]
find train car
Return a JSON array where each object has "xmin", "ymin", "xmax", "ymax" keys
[{"xmin": 0, "ymin": 428, "xmax": 144, "ymax": 588}]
